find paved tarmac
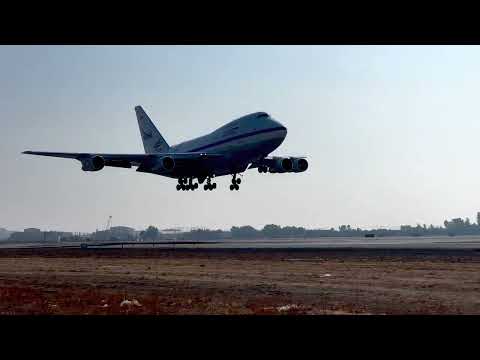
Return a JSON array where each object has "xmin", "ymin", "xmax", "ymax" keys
[{"xmin": 3, "ymin": 235, "xmax": 480, "ymax": 250}]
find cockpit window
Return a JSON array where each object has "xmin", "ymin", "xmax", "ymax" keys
[{"xmin": 255, "ymin": 112, "xmax": 269, "ymax": 118}]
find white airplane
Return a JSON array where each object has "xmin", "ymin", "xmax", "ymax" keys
[{"xmin": 23, "ymin": 106, "xmax": 308, "ymax": 191}]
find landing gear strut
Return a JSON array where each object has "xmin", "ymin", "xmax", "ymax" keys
[
  {"xmin": 176, "ymin": 178, "xmax": 184, "ymax": 191},
  {"xmin": 203, "ymin": 176, "xmax": 217, "ymax": 191},
  {"xmin": 177, "ymin": 177, "xmax": 198, "ymax": 191},
  {"xmin": 230, "ymin": 174, "xmax": 241, "ymax": 191}
]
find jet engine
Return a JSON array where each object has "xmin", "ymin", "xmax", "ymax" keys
[
  {"xmin": 268, "ymin": 157, "xmax": 293, "ymax": 173},
  {"xmin": 80, "ymin": 155, "xmax": 105, "ymax": 172},
  {"xmin": 153, "ymin": 156, "xmax": 176, "ymax": 172},
  {"xmin": 291, "ymin": 158, "xmax": 308, "ymax": 172}
]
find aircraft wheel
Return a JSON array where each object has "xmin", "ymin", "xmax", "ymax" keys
[
  {"xmin": 194, "ymin": 183, "xmax": 199, "ymax": 189},
  {"xmin": 234, "ymin": 184, "xmax": 239, "ymax": 190},
  {"xmin": 176, "ymin": 184, "xmax": 181, "ymax": 191},
  {"xmin": 236, "ymin": 178, "xmax": 241, "ymax": 184},
  {"xmin": 230, "ymin": 185, "xmax": 234, "ymax": 191},
  {"xmin": 204, "ymin": 185, "xmax": 208, "ymax": 191},
  {"xmin": 213, "ymin": 183, "xmax": 217, "ymax": 189}
]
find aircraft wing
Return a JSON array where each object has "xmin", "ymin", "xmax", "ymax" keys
[
  {"xmin": 23, "ymin": 151, "xmax": 147, "ymax": 166},
  {"xmin": 22, "ymin": 151, "xmax": 224, "ymax": 169}
]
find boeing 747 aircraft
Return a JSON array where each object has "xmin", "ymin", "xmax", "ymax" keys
[{"xmin": 23, "ymin": 106, "xmax": 308, "ymax": 191}]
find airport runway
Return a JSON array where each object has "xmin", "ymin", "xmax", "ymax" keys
[
  {"xmin": 2, "ymin": 235, "xmax": 480, "ymax": 250},
  {"xmin": 148, "ymin": 236, "xmax": 480, "ymax": 250}
]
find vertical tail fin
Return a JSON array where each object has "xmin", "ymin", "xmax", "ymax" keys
[{"xmin": 135, "ymin": 106, "xmax": 170, "ymax": 154}]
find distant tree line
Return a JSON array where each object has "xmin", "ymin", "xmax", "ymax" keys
[
  {"xmin": 139, "ymin": 226, "xmax": 160, "ymax": 241},
  {"xmin": 7, "ymin": 216, "xmax": 480, "ymax": 244},
  {"xmin": 10, "ymin": 214, "xmax": 478, "ymax": 244},
  {"xmin": 139, "ymin": 213, "xmax": 480, "ymax": 240},
  {"xmin": 5, "ymin": 217, "xmax": 480, "ymax": 244}
]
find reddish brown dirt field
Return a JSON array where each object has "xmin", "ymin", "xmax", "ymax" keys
[{"xmin": 0, "ymin": 248, "xmax": 479, "ymax": 315}]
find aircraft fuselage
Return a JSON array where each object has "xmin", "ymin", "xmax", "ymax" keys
[{"xmin": 162, "ymin": 112, "xmax": 287, "ymax": 178}]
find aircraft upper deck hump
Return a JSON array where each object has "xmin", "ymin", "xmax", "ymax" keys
[{"xmin": 135, "ymin": 106, "xmax": 170, "ymax": 154}]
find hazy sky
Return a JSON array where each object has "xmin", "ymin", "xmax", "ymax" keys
[{"xmin": 2, "ymin": 45, "xmax": 480, "ymax": 232}]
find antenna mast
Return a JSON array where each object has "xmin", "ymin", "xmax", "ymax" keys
[{"xmin": 105, "ymin": 216, "xmax": 112, "ymax": 231}]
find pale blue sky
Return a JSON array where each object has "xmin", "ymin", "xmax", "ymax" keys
[{"xmin": 2, "ymin": 45, "xmax": 480, "ymax": 232}]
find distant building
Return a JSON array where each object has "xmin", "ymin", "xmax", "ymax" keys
[
  {"xmin": 8, "ymin": 228, "xmax": 72, "ymax": 243},
  {"xmin": 162, "ymin": 228, "xmax": 182, "ymax": 233},
  {"xmin": 44, "ymin": 231, "xmax": 73, "ymax": 242},
  {"xmin": 93, "ymin": 226, "xmax": 137, "ymax": 241},
  {"xmin": 161, "ymin": 228, "xmax": 182, "ymax": 239},
  {"xmin": 0, "ymin": 228, "xmax": 13, "ymax": 240},
  {"xmin": 9, "ymin": 228, "xmax": 43, "ymax": 242},
  {"xmin": 110, "ymin": 226, "xmax": 137, "ymax": 240}
]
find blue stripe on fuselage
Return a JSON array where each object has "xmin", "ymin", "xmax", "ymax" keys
[{"xmin": 187, "ymin": 126, "xmax": 286, "ymax": 152}]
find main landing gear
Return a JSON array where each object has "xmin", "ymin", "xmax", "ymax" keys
[
  {"xmin": 176, "ymin": 177, "xmax": 199, "ymax": 191},
  {"xmin": 176, "ymin": 175, "xmax": 241, "ymax": 191},
  {"xmin": 203, "ymin": 177, "xmax": 217, "ymax": 191},
  {"xmin": 229, "ymin": 174, "xmax": 241, "ymax": 191},
  {"xmin": 176, "ymin": 177, "xmax": 217, "ymax": 191}
]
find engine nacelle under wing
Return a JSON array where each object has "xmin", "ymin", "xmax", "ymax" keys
[
  {"xmin": 268, "ymin": 157, "xmax": 293, "ymax": 173},
  {"xmin": 252, "ymin": 156, "xmax": 308, "ymax": 174},
  {"xmin": 152, "ymin": 156, "xmax": 176, "ymax": 172},
  {"xmin": 291, "ymin": 157, "xmax": 308, "ymax": 172},
  {"xmin": 80, "ymin": 155, "xmax": 105, "ymax": 172}
]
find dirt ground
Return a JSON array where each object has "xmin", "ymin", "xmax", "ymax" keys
[{"xmin": 0, "ymin": 247, "xmax": 479, "ymax": 315}]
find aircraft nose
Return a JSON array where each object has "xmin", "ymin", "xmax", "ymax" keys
[
  {"xmin": 268, "ymin": 116, "xmax": 284, "ymax": 128},
  {"xmin": 270, "ymin": 118, "xmax": 287, "ymax": 136},
  {"xmin": 265, "ymin": 118, "xmax": 287, "ymax": 151}
]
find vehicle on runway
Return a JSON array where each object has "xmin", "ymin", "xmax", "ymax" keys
[{"xmin": 23, "ymin": 106, "xmax": 308, "ymax": 191}]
